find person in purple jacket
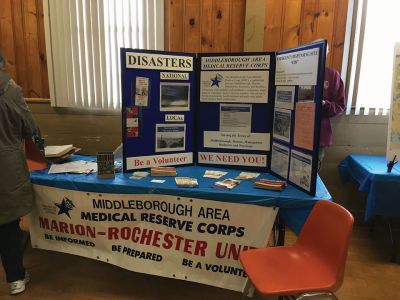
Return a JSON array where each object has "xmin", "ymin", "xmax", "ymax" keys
[{"xmin": 319, "ymin": 42, "xmax": 346, "ymax": 170}]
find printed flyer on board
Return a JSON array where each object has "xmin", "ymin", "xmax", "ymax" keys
[{"xmin": 200, "ymin": 55, "xmax": 270, "ymax": 103}]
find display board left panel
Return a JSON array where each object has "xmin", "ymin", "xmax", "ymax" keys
[{"xmin": 121, "ymin": 49, "xmax": 196, "ymax": 172}]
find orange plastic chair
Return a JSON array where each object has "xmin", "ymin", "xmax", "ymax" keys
[
  {"xmin": 25, "ymin": 138, "xmax": 48, "ymax": 171},
  {"xmin": 240, "ymin": 200, "xmax": 354, "ymax": 300}
]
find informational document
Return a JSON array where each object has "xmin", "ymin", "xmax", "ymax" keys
[
  {"xmin": 275, "ymin": 86, "xmax": 295, "ymax": 110},
  {"xmin": 293, "ymin": 102, "xmax": 316, "ymax": 151},
  {"xmin": 135, "ymin": 77, "xmax": 149, "ymax": 106},
  {"xmin": 155, "ymin": 124, "xmax": 186, "ymax": 153},
  {"xmin": 48, "ymin": 160, "xmax": 97, "ymax": 174},
  {"xmin": 271, "ymin": 142, "xmax": 290, "ymax": 178},
  {"xmin": 275, "ymin": 48, "xmax": 319, "ymax": 85},
  {"xmin": 200, "ymin": 70, "xmax": 268, "ymax": 103},
  {"xmin": 126, "ymin": 117, "xmax": 138, "ymax": 127},
  {"xmin": 203, "ymin": 131, "xmax": 270, "ymax": 151},
  {"xmin": 387, "ymin": 43, "xmax": 400, "ymax": 160},
  {"xmin": 289, "ymin": 150, "xmax": 312, "ymax": 191},
  {"xmin": 220, "ymin": 104, "xmax": 252, "ymax": 132},
  {"xmin": 273, "ymin": 108, "xmax": 291, "ymax": 143},
  {"xmin": 200, "ymin": 55, "xmax": 270, "ymax": 103}
]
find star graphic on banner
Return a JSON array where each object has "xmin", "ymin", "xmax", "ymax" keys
[
  {"xmin": 211, "ymin": 75, "xmax": 221, "ymax": 87},
  {"xmin": 55, "ymin": 197, "xmax": 75, "ymax": 218}
]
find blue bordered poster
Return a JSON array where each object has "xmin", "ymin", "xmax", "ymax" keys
[
  {"xmin": 196, "ymin": 52, "xmax": 275, "ymax": 172},
  {"xmin": 121, "ymin": 49, "xmax": 196, "ymax": 172},
  {"xmin": 271, "ymin": 41, "xmax": 327, "ymax": 195}
]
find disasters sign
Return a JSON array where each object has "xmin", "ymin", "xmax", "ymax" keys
[{"xmin": 29, "ymin": 185, "xmax": 277, "ymax": 292}]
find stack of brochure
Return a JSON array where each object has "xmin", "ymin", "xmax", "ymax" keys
[
  {"xmin": 254, "ymin": 179, "xmax": 287, "ymax": 191},
  {"xmin": 213, "ymin": 178, "xmax": 240, "ymax": 191},
  {"xmin": 203, "ymin": 170, "xmax": 228, "ymax": 179},
  {"xmin": 175, "ymin": 177, "xmax": 198, "ymax": 188},
  {"xmin": 129, "ymin": 171, "xmax": 149, "ymax": 180},
  {"xmin": 151, "ymin": 166, "xmax": 177, "ymax": 177},
  {"xmin": 235, "ymin": 172, "xmax": 260, "ymax": 180}
]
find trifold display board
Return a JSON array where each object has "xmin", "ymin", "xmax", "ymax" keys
[{"xmin": 121, "ymin": 41, "xmax": 326, "ymax": 195}]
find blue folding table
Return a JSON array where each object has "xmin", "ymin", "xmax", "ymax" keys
[
  {"xmin": 339, "ymin": 154, "xmax": 400, "ymax": 261},
  {"xmin": 31, "ymin": 155, "xmax": 331, "ymax": 237}
]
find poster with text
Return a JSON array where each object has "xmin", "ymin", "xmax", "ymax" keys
[
  {"xmin": 220, "ymin": 104, "xmax": 252, "ymax": 133},
  {"xmin": 275, "ymin": 48, "xmax": 319, "ymax": 85},
  {"xmin": 293, "ymin": 102, "xmax": 316, "ymax": 151},
  {"xmin": 275, "ymin": 86, "xmax": 295, "ymax": 110},
  {"xmin": 289, "ymin": 150, "xmax": 313, "ymax": 192},
  {"xmin": 273, "ymin": 108, "xmax": 291, "ymax": 143},
  {"xmin": 387, "ymin": 43, "xmax": 400, "ymax": 160},
  {"xmin": 200, "ymin": 55, "xmax": 270, "ymax": 103},
  {"xmin": 29, "ymin": 185, "xmax": 278, "ymax": 292},
  {"xmin": 271, "ymin": 41, "xmax": 326, "ymax": 195},
  {"xmin": 270, "ymin": 142, "xmax": 290, "ymax": 178},
  {"xmin": 197, "ymin": 53, "xmax": 274, "ymax": 172},
  {"xmin": 121, "ymin": 49, "xmax": 196, "ymax": 172}
]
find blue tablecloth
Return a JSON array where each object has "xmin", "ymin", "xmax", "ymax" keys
[
  {"xmin": 339, "ymin": 154, "xmax": 400, "ymax": 220},
  {"xmin": 30, "ymin": 156, "xmax": 331, "ymax": 234}
]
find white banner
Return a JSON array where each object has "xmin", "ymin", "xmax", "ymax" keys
[{"xmin": 29, "ymin": 186, "xmax": 278, "ymax": 292}]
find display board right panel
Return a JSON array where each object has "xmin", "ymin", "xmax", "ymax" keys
[{"xmin": 271, "ymin": 41, "xmax": 326, "ymax": 196}]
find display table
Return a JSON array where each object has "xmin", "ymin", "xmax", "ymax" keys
[
  {"xmin": 339, "ymin": 155, "xmax": 400, "ymax": 220},
  {"xmin": 339, "ymin": 154, "xmax": 400, "ymax": 261},
  {"xmin": 29, "ymin": 155, "xmax": 331, "ymax": 291}
]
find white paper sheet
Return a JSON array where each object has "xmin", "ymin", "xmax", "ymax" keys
[{"xmin": 48, "ymin": 160, "xmax": 97, "ymax": 174}]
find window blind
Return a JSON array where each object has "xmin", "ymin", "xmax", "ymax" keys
[
  {"xmin": 44, "ymin": 0, "xmax": 164, "ymax": 109},
  {"xmin": 345, "ymin": 0, "xmax": 400, "ymax": 115}
]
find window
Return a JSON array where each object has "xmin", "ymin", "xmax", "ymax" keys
[
  {"xmin": 44, "ymin": 0, "xmax": 163, "ymax": 110},
  {"xmin": 346, "ymin": 0, "xmax": 400, "ymax": 115}
]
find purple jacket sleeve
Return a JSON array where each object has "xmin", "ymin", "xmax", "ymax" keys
[{"xmin": 322, "ymin": 68, "xmax": 346, "ymax": 118}]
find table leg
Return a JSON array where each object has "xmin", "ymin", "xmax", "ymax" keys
[
  {"xmin": 385, "ymin": 218, "xmax": 397, "ymax": 263},
  {"xmin": 276, "ymin": 216, "xmax": 286, "ymax": 246},
  {"xmin": 369, "ymin": 216, "xmax": 378, "ymax": 233}
]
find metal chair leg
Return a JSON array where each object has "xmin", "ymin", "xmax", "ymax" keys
[
  {"xmin": 296, "ymin": 291, "xmax": 338, "ymax": 299},
  {"xmin": 241, "ymin": 279, "xmax": 255, "ymax": 299}
]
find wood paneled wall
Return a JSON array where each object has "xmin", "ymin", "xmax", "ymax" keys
[
  {"xmin": 264, "ymin": 0, "xmax": 348, "ymax": 72},
  {"xmin": 164, "ymin": 0, "xmax": 246, "ymax": 53},
  {"xmin": 0, "ymin": 0, "xmax": 49, "ymax": 98}
]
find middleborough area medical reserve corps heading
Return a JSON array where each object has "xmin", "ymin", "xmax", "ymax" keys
[{"xmin": 126, "ymin": 52, "xmax": 194, "ymax": 71}]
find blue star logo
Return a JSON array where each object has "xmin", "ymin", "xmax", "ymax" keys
[
  {"xmin": 55, "ymin": 197, "xmax": 75, "ymax": 218},
  {"xmin": 211, "ymin": 75, "xmax": 221, "ymax": 87}
]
